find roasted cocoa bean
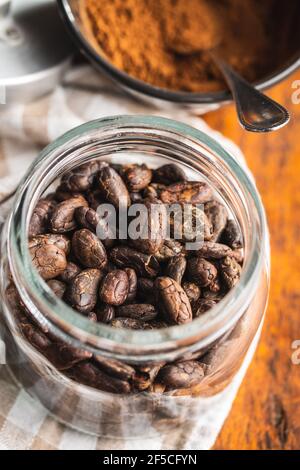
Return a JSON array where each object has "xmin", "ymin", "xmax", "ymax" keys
[
  {"xmin": 130, "ymin": 199, "xmax": 167, "ymax": 254},
  {"xmin": 133, "ymin": 363, "xmax": 165, "ymax": 391},
  {"xmin": 187, "ymin": 257, "xmax": 217, "ymax": 287},
  {"xmin": 116, "ymin": 303, "xmax": 158, "ymax": 321},
  {"xmin": 59, "ymin": 160, "xmax": 107, "ymax": 192},
  {"xmin": 221, "ymin": 219, "xmax": 243, "ymax": 249},
  {"xmin": 194, "ymin": 241, "xmax": 233, "ymax": 259},
  {"xmin": 76, "ymin": 204, "xmax": 115, "ymax": 249},
  {"xmin": 29, "ymin": 198, "xmax": 56, "ymax": 237},
  {"xmin": 75, "ymin": 206, "xmax": 100, "ymax": 232},
  {"xmin": 170, "ymin": 204, "xmax": 212, "ymax": 242},
  {"xmin": 154, "ymin": 239, "xmax": 184, "ymax": 261},
  {"xmin": 99, "ymin": 269, "xmax": 129, "ymax": 306},
  {"xmin": 110, "ymin": 246, "xmax": 160, "ymax": 278},
  {"xmin": 21, "ymin": 322, "xmax": 52, "ymax": 352},
  {"xmin": 21, "ymin": 322, "xmax": 91, "ymax": 370},
  {"xmin": 155, "ymin": 276, "xmax": 192, "ymax": 325},
  {"xmin": 72, "ymin": 229, "xmax": 107, "ymax": 269},
  {"xmin": 96, "ymin": 304, "xmax": 115, "ymax": 323},
  {"xmin": 50, "ymin": 195, "xmax": 88, "ymax": 233},
  {"xmin": 67, "ymin": 361, "xmax": 131, "ymax": 393},
  {"xmin": 130, "ymin": 192, "xmax": 143, "ymax": 203},
  {"xmin": 66, "ymin": 268, "xmax": 102, "ymax": 313},
  {"xmin": 47, "ymin": 279, "xmax": 66, "ymax": 299},
  {"xmin": 202, "ymin": 277, "xmax": 222, "ymax": 299},
  {"xmin": 30, "ymin": 243, "xmax": 67, "ymax": 280},
  {"xmin": 46, "ymin": 342, "xmax": 92, "ymax": 371},
  {"xmin": 153, "ymin": 163, "xmax": 186, "ymax": 185},
  {"xmin": 220, "ymin": 256, "xmax": 242, "ymax": 289},
  {"xmin": 149, "ymin": 382, "xmax": 166, "ymax": 393},
  {"xmin": 59, "ymin": 262, "xmax": 81, "ymax": 284},
  {"xmin": 124, "ymin": 267, "xmax": 137, "ymax": 302},
  {"xmin": 98, "ymin": 166, "xmax": 130, "ymax": 208},
  {"xmin": 110, "ymin": 317, "xmax": 150, "ymax": 330},
  {"xmin": 160, "ymin": 181, "xmax": 213, "ymax": 204},
  {"xmin": 145, "ymin": 320, "xmax": 169, "ymax": 329},
  {"xmin": 136, "ymin": 277, "xmax": 154, "ymax": 301},
  {"xmin": 123, "ymin": 164, "xmax": 152, "ymax": 191},
  {"xmin": 182, "ymin": 281, "xmax": 201, "ymax": 304},
  {"xmin": 143, "ymin": 183, "xmax": 166, "ymax": 200},
  {"xmin": 193, "ymin": 298, "xmax": 216, "ymax": 317},
  {"xmin": 204, "ymin": 200, "xmax": 228, "ymax": 242},
  {"xmin": 165, "ymin": 255, "xmax": 186, "ymax": 285},
  {"xmin": 158, "ymin": 360, "xmax": 207, "ymax": 389},
  {"xmin": 93, "ymin": 356, "xmax": 135, "ymax": 381},
  {"xmin": 231, "ymin": 248, "xmax": 244, "ymax": 264},
  {"xmin": 87, "ymin": 312, "xmax": 98, "ymax": 322},
  {"xmin": 86, "ymin": 189, "xmax": 104, "ymax": 210},
  {"xmin": 29, "ymin": 233, "xmax": 71, "ymax": 254},
  {"xmin": 24, "ymin": 159, "xmax": 246, "ymax": 394}
]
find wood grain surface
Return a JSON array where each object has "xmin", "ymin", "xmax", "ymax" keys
[{"xmin": 203, "ymin": 70, "xmax": 300, "ymax": 450}]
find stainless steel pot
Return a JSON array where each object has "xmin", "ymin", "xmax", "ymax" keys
[{"xmin": 0, "ymin": 0, "xmax": 74, "ymax": 105}]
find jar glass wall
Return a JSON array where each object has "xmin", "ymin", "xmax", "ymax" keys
[{"xmin": 0, "ymin": 116, "xmax": 269, "ymax": 437}]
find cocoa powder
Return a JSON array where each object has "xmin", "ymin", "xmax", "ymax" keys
[{"xmin": 82, "ymin": 0, "xmax": 299, "ymax": 92}]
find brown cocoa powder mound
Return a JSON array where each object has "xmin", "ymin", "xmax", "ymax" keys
[{"xmin": 82, "ymin": 0, "xmax": 298, "ymax": 93}]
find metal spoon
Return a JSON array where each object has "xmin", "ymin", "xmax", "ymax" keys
[
  {"xmin": 211, "ymin": 52, "xmax": 290, "ymax": 132},
  {"xmin": 164, "ymin": 0, "xmax": 290, "ymax": 133}
]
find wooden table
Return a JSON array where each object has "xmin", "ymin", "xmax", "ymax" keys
[{"xmin": 203, "ymin": 70, "xmax": 300, "ymax": 450}]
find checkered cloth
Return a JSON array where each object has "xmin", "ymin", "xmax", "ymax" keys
[{"xmin": 0, "ymin": 65, "xmax": 258, "ymax": 450}]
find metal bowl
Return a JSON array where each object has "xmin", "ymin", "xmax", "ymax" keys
[{"xmin": 58, "ymin": 0, "xmax": 300, "ymax": 112}]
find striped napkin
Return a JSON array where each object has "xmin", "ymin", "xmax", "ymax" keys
[{"xmin": 0, "ymin": 64, "xmax": 258, "ymax": 450}]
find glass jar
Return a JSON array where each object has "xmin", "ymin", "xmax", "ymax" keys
[{"xmin": 0, "ymin": 115, "xmax": 269, "ymax": 438}]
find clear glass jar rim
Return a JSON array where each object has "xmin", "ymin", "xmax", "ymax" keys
[{"xmin": 8, "ymin": 115, "xmax": 268, "ymax": 356}]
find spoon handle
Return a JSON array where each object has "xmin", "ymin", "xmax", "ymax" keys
[{"xmin": 212, "ymin": 55, "xmax": 290, "ymax": 133}]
